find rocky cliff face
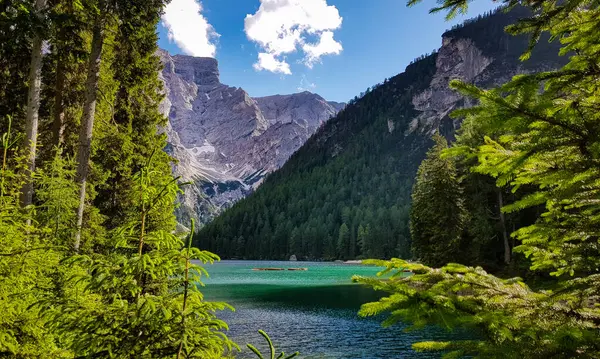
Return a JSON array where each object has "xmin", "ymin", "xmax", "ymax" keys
[
  {"xmin": 409, "ymin": 11, "xmax": 565, "ymax": 137},
  {"xmin": 158, "ymin": 50, "xmax": 343, "ymax": 224},
  {"xmin": 409, "ymin": 37, "xmax": 491, "ymax": 134}
]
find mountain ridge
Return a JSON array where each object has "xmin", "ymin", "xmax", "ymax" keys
[
  {"xmin": 158, "ymin": 50, "xmax": 344, "ymax": 224},
  {"xmin": 196, "ymin": 6, "xmax": 568, "ymax": 260}
]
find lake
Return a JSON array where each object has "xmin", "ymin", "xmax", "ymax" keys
[{"xmin": 201, "ymin": 260, "xmax": 468, "ymax": 359}]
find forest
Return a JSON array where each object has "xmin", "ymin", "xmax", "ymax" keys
[
  {"xmin": 1, "ymin": 0, "xmax": 599, "ymax": 357},
  {"xmin": 196, "ymin": 5, "xmax": 565, "ymax": 272},
  {"xmin": 0, "ymin": 0, "xmax": 241, "ymax": 356}
]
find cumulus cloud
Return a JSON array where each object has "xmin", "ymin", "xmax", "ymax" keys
[
  {"xmin": 162, "ymin": 0, "xmax": 219, "ymax": 57},
  {"xmin": 245, "ymin": 0, "xmax": 343, "ymax": 74},
  {"xmin": 302, "ymin": 31, "xmax": 342, "ymax": 67},
  {"xmin": 254, "ymin": 53, "xmax": 292, "ymax": 75}
]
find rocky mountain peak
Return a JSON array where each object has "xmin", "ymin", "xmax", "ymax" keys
[
  {"xmin": 158, "ymin": 49, "xmax": 344, "ymax": 224},
  {"xmin": 159, "ymin": 49, "xmax": 220, "ymax": 88}
]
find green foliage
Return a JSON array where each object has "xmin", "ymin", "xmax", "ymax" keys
[
  {"xmin": 355, "ymin": 259, "xmax": 600, "ymax": 358},
  {"xmin": 93, "ymin": 0, "xmax": 175, "ymax": 232},
  {"xmin": 337, "ymin": 223, "xmax": 351, "ymax": 260},
  {"xmin": 36, "ymin": 149, "xmax": 79, "ymax": 244},
  {"xmin": 0, "ymin": 117, "xmax": 68, "ymax": 357},
  {"xmin": 48, "ymin": 159, "xmax": 235, "ymax": 357},
  {"xmin": 440, "ymin": 104, "xmax": 534, "ymax": 271},
  {"xmin": 0, "ymin": 1, "xmax": 32, "ymax": 132},
  {"xmin": 0, "ymin": 0, "xmax": 238, "ymax": 356},
  {"xmin": 357, "ymin": 0, "xmax": 600, "ymax": 357},
  {"xmin": 410, "ymin": 135, "xmax": 467, "ymax": 267},
  {"xmin": 246, "ymin": 330, "xmax": 299, "ymax": 359}
]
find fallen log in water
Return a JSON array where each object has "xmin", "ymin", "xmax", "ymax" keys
[{"xmin": 252, "ymin": 268, "xmax": 286, "ymax": 271}]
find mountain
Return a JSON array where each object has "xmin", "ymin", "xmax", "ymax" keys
[
  {"xmin": 196, "ymin": 7, "xmax": 568, "ymax": 260},
  {"xmin": 157, "ymin": 50, "xmax": 343, "ymax": 225}
]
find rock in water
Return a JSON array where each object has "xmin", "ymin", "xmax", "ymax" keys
[
  {"xmin": 289, "ymin": 254, "xmax": 297, "ymax": 261},
  {"xmin": 157, "ymin": 49, "xmax": 344, "ymax": 225}
]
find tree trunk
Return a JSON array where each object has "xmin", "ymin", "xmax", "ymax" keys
[
  {"xmin": 74, "ymin": 17, "xmax": 104, "ymax": 251},
  {"xmin": 498, "ymin": 190, "xmax": 511, "ymax": 264},
  {"xmin": 51, "ymin": 0, "xmax": 74, "ymax": 147},
  {"xmin": 52, "ymin": 57, "xmax": 66, "ymax": 147},
  {"xmin": 20, "ymin": 0, "xmax": 47, "ymax": 207}
]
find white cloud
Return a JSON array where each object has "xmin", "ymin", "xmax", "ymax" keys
[
  {"xmin": 254, "ymin": 52, "xmax": 292, "ymax": 75},
  {"xmin": 162, "ymin": 0, "xmax": 219, "ymax": 57},
  {"xmin": 245, "ymin": 0, "xmax": 343, "ymax": 74},
  {"xmin": 302, "ymin": 30, "xmax": 342, "ymax": 67}
]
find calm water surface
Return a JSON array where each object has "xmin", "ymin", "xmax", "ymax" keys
[{"xmin": 200, "ymin": 260, "xmax": 468, "ymax": 359}]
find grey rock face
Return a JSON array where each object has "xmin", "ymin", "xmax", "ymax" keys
[
  {"xmin": 158, "ymin": 49, "xmax": 343, "ymax": 224},
  {"xmin": 409, "ymin": 35, "xmax": 564, "ymax": 136},
  {"xmin": 410, "ymin": 37, "xmax": 493, "ymax": 134}
]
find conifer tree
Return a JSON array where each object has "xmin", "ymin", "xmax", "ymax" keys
[
  {"xmin": 356, "ymin": 1, "xmax": 600, "ymax": 357},
  {"xmin": 53, "ymin": 160, "xmax": 235, "ymax": 357},
  {"xmin": 1, "ymin": 0, "xmax": 241, "ymax": 356},
  {"xmin": 73, "ymin": 3, "xmax": 105, "ymax": 250},
  {"xmin": 0, "ymin": 117, "xmax": 69, "ymax": 357},
  {"xmin": 410, "ymin": 134, "xmax": 466, "ymax": 267},
  {"xmin": 94, "ymin": 0, "xmax": 174, "ymax": 232},
  {"xmin": 49, "ymin": 0, "xmax": 87, "ymax": 147},
  {"xmin": 337, "ymin": 223, "xmax": 350, "ymax": 259},
  {"xmin": 445, "ymin": 110, "xmax": 521, "ymax": 268}
]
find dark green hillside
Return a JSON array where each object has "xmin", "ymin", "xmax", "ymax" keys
[
  {"xmin": 196, "ymin": 7, "xmax": 564, "ymax": 261},
  {"xmin": 198, "ymin": 54, "xmax": 438, "ymax": 260}
]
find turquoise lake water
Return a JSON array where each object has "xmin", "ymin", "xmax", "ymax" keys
[{"xmin": 201, "ymin": 260, "xmax": 468, "ymax": 359}]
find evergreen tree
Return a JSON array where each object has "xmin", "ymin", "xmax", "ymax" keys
[
  {"xmin": 356, "ymin": 1, "xmax": 600, "ymax": 357},
  {"xmin": 337, "ymin": 223, "xmax": 350, "ymax": 259},
  {"xmin": 52, "ymin": 163, "xmax": 235, "ymax": 357},
  {"xmin": 410, "ymin": 134, "xmax": 466, "ymax": 267},
  {"xmin": 0, "ymin": 0, "xmax": 240, "ymax": 356},
  {"xmin": 0, "ymin": 118, "xmax": 68, "ymax": 357},
  {"xmin": 94, "ymin": 0, "xmax": 175, "ymax": 232},
  {"xmin": 73, "ymin": 1, "xmax": 106, "ymax": 250},
  {"xmin": 445, "ymin": 114, "xmax": 526, "ymax": 270}
]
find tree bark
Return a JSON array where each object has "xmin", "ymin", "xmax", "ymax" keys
[
  {"xmin": 52, "ymin": 57, "xmax": 66, "ymax": 147},
  {"xmin": 498, "ymin": 190, "xmax": 511, "ymax": 264},
  {"xmin": 51, "ymin": 0, "xmax": 74, "ymax": 147},
  {"xmin": 74, "ymin": 17, "xmax": 104, "ymax": 251},
  {"xmin": 20, "ymin": 0, "xmax": 47, "ymax": 207}
]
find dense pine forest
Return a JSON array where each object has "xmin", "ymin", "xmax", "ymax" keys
[{"xmin": 196, "ymin": 5, "xmax": 565, "ymax": 270}]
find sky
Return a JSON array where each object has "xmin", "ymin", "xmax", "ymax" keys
[{"xmin": 158, "ymin": 0, "xmax": 499, "ymax": 103}]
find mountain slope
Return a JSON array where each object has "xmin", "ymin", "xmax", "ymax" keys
[
  {"xmin": 158, "ymin": 51, "xmax": 342, "ymax": 224},
  {"xmin": 196, "ymin": 7, "xmax": 567, "ymax": 260}
]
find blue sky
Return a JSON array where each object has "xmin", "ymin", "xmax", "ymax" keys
[{"xmin": 158, "ymin": 0, "xmax": 498, "ymax": 103}]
